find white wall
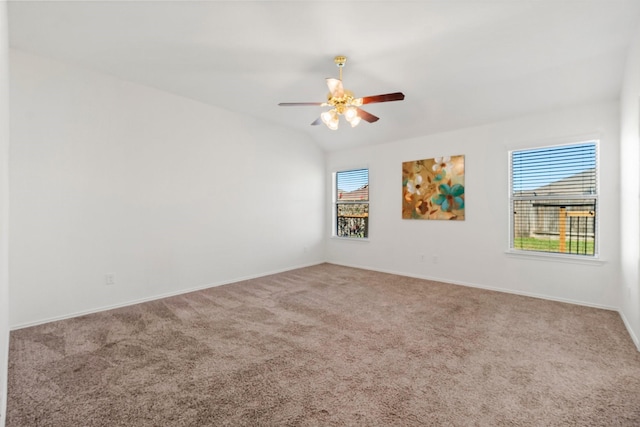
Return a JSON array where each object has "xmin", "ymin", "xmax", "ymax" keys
[
  {"xmin": 9, "ymin": 50, "xmax": 325, "ymax": 328},
  {"xmin": 620, "ymin": 26, "xmax": 640, "ymax": 350},
  {"xmin": 0, "ymin": 3, "xmax": 9, "ymax": 425},
  {"xmin": 327, "ymin": 101, "xmax": 620, "ymax": 310}
]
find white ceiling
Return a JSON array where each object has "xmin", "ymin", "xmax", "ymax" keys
[{"xmin": 7, "ymin": 1, "xmax": 640, "ymax": 151}]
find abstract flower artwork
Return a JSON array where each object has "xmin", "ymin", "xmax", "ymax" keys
[{"xmin": 402, "ymin": 155, "xmax": 465, "ymax": 220}]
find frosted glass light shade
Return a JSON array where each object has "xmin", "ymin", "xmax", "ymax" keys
[
  {"xmin": 345, "ymin": 107, "xmax": 358, "ymax": 122},
  {"xmin": 321, "ymin": 110, "xmax": 334, "ymax": 125},
  {"xmin": 327, "ymin": 116, "xmax": 339, "ymax": 130},
  {"xmin": 321, "ymin": 109, "xmax": 339, "ymax": 130}
]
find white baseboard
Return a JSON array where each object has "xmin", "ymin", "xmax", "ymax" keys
[
  {"xmin": 330, "ymin": 261, "xmax": 640, "ymax": 352},
  {"xmin": 328, "ymin": 261, "xmax": 619, "ymax": 311},
  {"xmin": 330, "ymin": 262, "xmax": 640, "ymax": 352},
  {"xmin": 619, "ymin": 309, "xmax": 640, "ymax": 352},
  {"xmin": 0, "ymin": 329, "xmax": 8, "ymax": 427},
  {"xmin": 10, "ymin": 261, "xmax": 324, "ymax": 331},
  {"xmin": 11, "ymin": 260, "xmax": 640, "ymax": 354}
]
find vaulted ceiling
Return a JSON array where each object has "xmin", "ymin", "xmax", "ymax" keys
[{"xmin": 7, "ymin": 1, "xmax": 640, "ymax": 151}]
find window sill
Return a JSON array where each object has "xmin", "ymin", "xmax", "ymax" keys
[
  {"xmin": 504, "ymin": 250, "xmax": 606, "ymax": 265},
  {"xmin": 331, "ymin": 236, "xmax": 370, "ymax": 242}
]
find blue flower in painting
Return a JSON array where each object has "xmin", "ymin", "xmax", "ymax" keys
[{"xmin": 432, "ymin": 183, "xmax": 464, "ymax": 212}]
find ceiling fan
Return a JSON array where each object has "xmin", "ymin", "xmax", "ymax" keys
[{"xmin": 278, "ymin": 56, "xmax": 405, "ymax": 130}]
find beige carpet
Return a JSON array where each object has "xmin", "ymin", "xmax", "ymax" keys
[{"xmin": 7, "ymin": 263, "xmax": 640, "ymax": 426}]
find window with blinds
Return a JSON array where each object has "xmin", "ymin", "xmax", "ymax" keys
[
  {"xmin": 336, "ymin": 168, "xmax": 369, "ymax": 238},
  {"xmin": 510, "ymin": 141, "xmax": 597, "ymax": 256}
]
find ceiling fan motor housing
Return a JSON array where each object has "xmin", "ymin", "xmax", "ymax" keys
[{"xmin": 328, "ymin": 89, "xmax": 357, "ymax": 114}]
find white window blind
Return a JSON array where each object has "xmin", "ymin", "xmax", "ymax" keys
[
  {"xmin": 336, "ymin": 169, "xmax": 369, "ymax": 238},
  {"xmin": 510, "ymin": 142, "xmax": 597, "ymax": 256}
]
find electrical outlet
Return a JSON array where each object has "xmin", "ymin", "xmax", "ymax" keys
[
  {"xmin": 105, "ymin": 273, "xmax": 115, "ymax": 286},
  {"xmin": 432, "ymin": 255, "xmax": 439, "ymax": 264},
  {"xmin": 419, "ymin": 254, "xmax": 425, "ymax": 262}
]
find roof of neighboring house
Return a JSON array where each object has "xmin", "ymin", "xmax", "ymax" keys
[
  {"xmin": 514, "ymin": 168, "xmax": 596, "ymax": 198},
  {"xmin": 338, "ymin": 185, "xmax": 369, "ymax": 201}
]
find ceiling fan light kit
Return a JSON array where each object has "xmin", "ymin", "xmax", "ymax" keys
[{"xmin": 279, "ymin": 56, "xmax": 405, "ymax": 130}]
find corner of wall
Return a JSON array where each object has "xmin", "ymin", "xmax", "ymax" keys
[
  {"xmin": 0, "ymin": 0, "xmax": 10, "ymax": 423},
  {"xmin": 619, "ymin": 309, "xmax": 640, "ymax": 352},
  {"xmin": 619, "ymin": 23, "xmax": 640, "ymax": 352}
]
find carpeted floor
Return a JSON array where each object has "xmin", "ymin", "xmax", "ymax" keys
[{"xmin": 7, "ymin": 263, "xmax": 640, "ymax": 426}]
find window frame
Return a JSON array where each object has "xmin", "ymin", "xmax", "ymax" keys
[
  {"xmin": 334, "ymin": 168, "xmax": 370, "ymax": 240},
  {"xmin": 508, "ymin": 140, "xmax": 599, "ymax": 259}
]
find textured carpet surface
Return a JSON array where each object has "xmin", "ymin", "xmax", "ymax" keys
[{"xmin": 7, "ymin": 263, "xmax": 640, "ymax": 426}]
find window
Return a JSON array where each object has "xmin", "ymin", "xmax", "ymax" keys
[
  {"xmin": 335, "ymin": 168, "xmax": 369, "ymax": 238},
  {"xmin": 509, "ymin": 141, "xmax": 597, "ymax": 256}
]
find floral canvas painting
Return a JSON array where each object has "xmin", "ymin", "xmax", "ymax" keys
[{"xmin": 402, "ymin": 155, "xmax": 465, "ymax": 220}]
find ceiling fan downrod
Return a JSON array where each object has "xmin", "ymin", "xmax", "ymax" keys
[{"xmin": 334, "ymin": 55, "xmax": 346, "ymax": 81}]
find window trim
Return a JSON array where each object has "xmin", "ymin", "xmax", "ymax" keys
[
  {"xmin": 507, "ymin": 139, "xmax": 600, "ymax": 259},
  {"xmin": 333, "ymin": 167, "xmax": 370, "ymax": 240},
  {"xmin": 504, "ymin": 248, "xmax": 606, "ymax": 265}
]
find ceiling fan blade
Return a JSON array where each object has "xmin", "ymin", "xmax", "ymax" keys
[
  {"xmin": 278, "ymin": 102, "xmax": 324, "ymax": 106},
  {"xmin": 356, "ymin": 108, "xmax": 380, "ymax": 123},
  {"xmin": 311, "ymin": 117, "xmax": 322, "ymax": 126},
  {"xmin": 326, "ymin": 78, "xmax": 344, "ymax": 98},
  {"xmin": 361, "ymin": 92, "xmax": 405, "ymax": 104}
]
